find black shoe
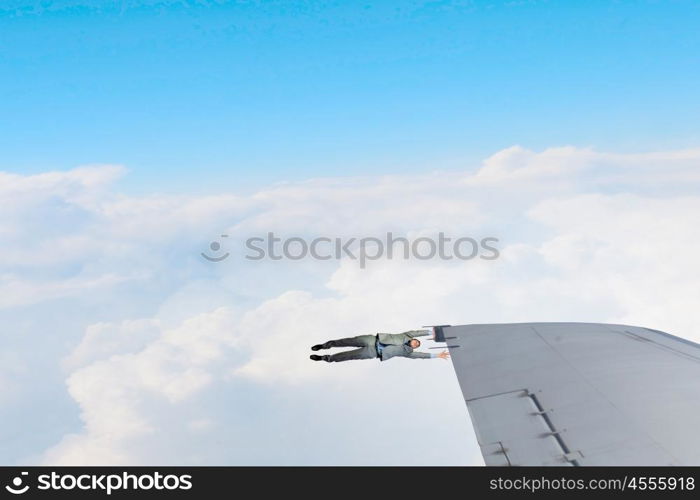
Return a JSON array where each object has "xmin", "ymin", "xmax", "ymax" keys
[
  {"xmin": 311, "ymin": 344, "xmax": 324, "ymax": 351},
  {"xmin": 310, "ymin": 354, "xmax": 325, "ymax": 361}
]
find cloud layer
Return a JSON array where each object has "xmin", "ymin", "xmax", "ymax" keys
[{"xmin": 2, "ymin": 145, "xmax": 700, "ymax": 465}]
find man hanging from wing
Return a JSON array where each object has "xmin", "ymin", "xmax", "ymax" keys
[{"xmin": 310, "ymin": 327, "xmax": 450, "ymax": 363}]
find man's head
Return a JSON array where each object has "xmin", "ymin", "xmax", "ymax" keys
[{"xmin": 408, "ymin": 338, "xmax": 421, "ymax": 349}]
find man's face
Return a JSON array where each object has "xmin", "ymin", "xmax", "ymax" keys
[{"xmin": 409, "ymin": 339, "xmax": 421, "ymax": 349}]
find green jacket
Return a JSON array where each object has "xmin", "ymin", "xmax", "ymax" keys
[{"xmin": 376, "ymin": 330, "xmax": 431, "ymax": 361}]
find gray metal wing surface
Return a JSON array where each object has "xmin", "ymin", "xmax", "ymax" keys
[{"xmin": 442, "ymin": 322, "xmax": 700, "ymax": 466}]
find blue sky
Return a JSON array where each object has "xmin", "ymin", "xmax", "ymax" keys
[{"xmin": 2, "ymin": 0, "xmax": 699, "ymax": 192}]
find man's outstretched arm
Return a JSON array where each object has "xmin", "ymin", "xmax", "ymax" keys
[
  {"xmin": 403, "ymin": 329, "xmax": 435, "ymax": 339},
  {"xmin": 407, "ymin": 350, "xmax": 450, "ymax": 360}
]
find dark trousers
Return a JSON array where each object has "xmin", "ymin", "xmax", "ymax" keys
[{"xmin": 321, "ymin": 335, "xmax": 378, "ymax": 362}]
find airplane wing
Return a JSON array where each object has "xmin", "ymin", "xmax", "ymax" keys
[{"xmin": 440, "ymin": 322, "xmax": 700, "ymax": 466}]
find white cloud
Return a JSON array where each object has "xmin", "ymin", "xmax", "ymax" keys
[
  {"xmin": 42, "ymin": 307, "xmax": 242, "ymax": 465},
  {"xmin": 468, "ymin": 145, "xmax": 700, "ymax": 190},
  {"xmin": 61, "ymin": 318, "xmax": 162, "ymax": 372},
  {"xmin": 3, "ymin": 145, "xmax": 700, "ymax": 465},
  {"xmin": 0, "ymin": 272, "xmax": 133, "ymax": 309}
]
